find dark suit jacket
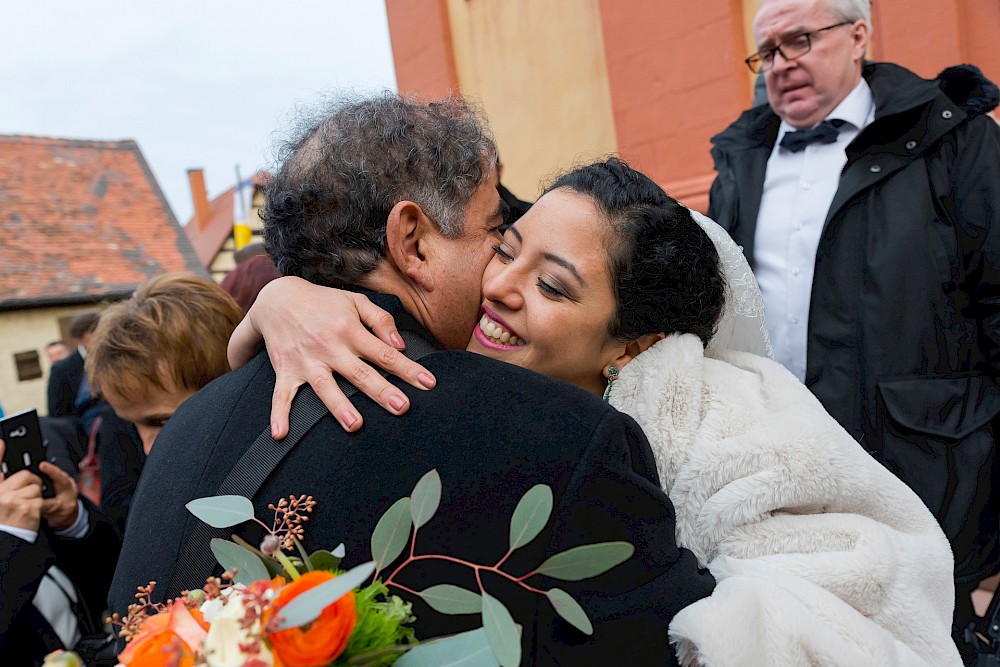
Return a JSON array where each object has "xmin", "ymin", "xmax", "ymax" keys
[
  {"xmin": 0, "ymin": 499, "xmax": 121, "ymax": 665},
  {"xmin": 47, "ymin": 350, "xmax": 85, "ymax": 419},
  {"xmin": 110, "ymin": 292, "xmax": 714, "ymax": 665}
]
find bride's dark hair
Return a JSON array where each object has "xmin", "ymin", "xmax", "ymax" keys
[{"xmin": 546, "ymin": 158, "xmax": 725, "ymax": 346}]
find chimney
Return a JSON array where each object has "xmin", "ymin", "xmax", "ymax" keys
[{"xmin": 187, "ymin": 168, "xmax": 212, "ymax": 231}]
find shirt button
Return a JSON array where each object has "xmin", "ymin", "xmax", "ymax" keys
[
  {"xmin": 790, "ymin": 316, "xmax": 800, "ymax": 324},
  {"xmin": 870, "ymin": 165, "xmax": 882, "ymax": 173},
  {"xmin": 942, "ymin": 110, "xmax": 953, "ymax": 119},
  {"xmin": 905, "ymin": 140, "xmax": 917, "ymax": 150},
  {"xmin": 793, "ymin": 222, "xmax": 803, "ymax": 230},
  {"xmin": 791, "ymin": 267, "xmax": 800, "ymax": 276},
  {"xmin": 802, "ymin": 182, "xmax": 812, "ymax": 190}
]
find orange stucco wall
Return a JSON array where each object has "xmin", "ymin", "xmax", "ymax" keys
[{"xmin": 387, "ymin": 0, "xmax": 1000, "ymax": 214}]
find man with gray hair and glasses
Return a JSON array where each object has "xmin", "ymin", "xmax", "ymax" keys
[{"xmin": 707, "ymin": 0, "xmax": 1000, "ymax": 660}]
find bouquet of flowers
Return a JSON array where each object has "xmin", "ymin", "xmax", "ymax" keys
[{"xmin": 47, "ymin": 469, "xmax": 633, "ymax": 667}]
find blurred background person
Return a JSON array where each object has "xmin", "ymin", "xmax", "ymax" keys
[
  {"xmin": 85, "ymin": 272, "xmax": 243, "ymax": 536},
  {"xmin": 219, "ymin": 252, "xmax": 280, "ymax": 313},
  {"xmin": 44, "ymin": 341, "xmax": 70, "ymax": 366},
  {"xmin": 46, "ymin": 313, "xmax": 99, "ymax": 420}
]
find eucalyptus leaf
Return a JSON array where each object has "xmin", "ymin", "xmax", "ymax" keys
[
  {"xmin": 481, "ymin": 592, "xmax": 520, "ymax": 667},
  {"xmin": 292, "ymin": 536, "xmax": 313, "ymax": 571},
  {"xmin": 508, "ymin": 484, "xmax": 552, "ymax": 551},
  {"xmin": 410, "ymin": 469, "xmax": 442, "ymax": 529},
  {"xmin": 395, "ymin": 627, "xmax": 501, "ymax": 667},
  {"xmin": 371, "ymin": 497, "xmax": 412, "ymax": 572},
  {"xmin": 272, "ymin": 560, "xmax": 376, "ymax": 631},
  {"xmin": 309, "ymin": 549, "xmax": 343, "ymax": 572},
  {"xmin": 186, "ymin": 495, "xmax": 255, "ymax": 528},
  {"xmin": 545, "ymin": 588, "xmax": 593, "ymax": 635},
  {"xmin": 418, "ymin": 584, "xmax": 482, "ymax": 615},
  {"xmin": 535, "ymin": 542, "xmax": 634, "ymax": 581},
  {"xmin": 210, "ymin": 539, "xmax": 270, "ymax": 585}
]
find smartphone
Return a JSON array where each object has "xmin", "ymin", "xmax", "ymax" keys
[{"xmin": 0, "ymin": 408, "xmax": 54, "ymax": 498}]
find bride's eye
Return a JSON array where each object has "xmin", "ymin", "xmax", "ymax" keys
[
  {"xmin": 537, "ymin": 279, "xmax": 566, "ymax": 298},
  {"xmin": 492, "ymin": 244, "xmax": 514, "ymax": 262}
]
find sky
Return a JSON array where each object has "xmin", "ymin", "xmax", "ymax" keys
[{"xmin": 1, "ymin": 1, "xmax": 398, "ymax": 226}]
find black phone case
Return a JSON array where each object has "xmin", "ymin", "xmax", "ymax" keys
[{"xmin": 0, "ymin": 408, "xmax": 54, "ymax": 498}]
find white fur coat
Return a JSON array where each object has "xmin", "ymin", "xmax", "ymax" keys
[{"xmin": 610, "ymin": 334, "xmax": 961, "ymax": 667}]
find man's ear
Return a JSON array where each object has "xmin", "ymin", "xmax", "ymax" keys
[
  {"xmin": 385, "ymin": 200, "xmax": 436, "ymax": 290},
  {"xmin": 611, "ymin": 332, "xmax": 667, "ymax": 373}
]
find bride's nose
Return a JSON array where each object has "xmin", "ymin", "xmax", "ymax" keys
[{"xmin": 482, "ymin": 262, "xmax": 524, "ymax": 311}]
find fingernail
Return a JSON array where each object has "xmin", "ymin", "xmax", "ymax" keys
[
  {"xmin": 271, "ymin": 423, "xmax": 280, "ymax": 438},
  {"xmin": 388, "ymin": 395, "xmax": 406, "ymax": 412},
  {"xmin": 418, "ymin": 372, "xmax": 436, "ymax": 388},
  {"xmin": 341, "ymin": 412, "xmax": 358, "ymax": 429},
  {"xmin": 390, "ymin": 332, "xmax": 405, "ymax": 349}
]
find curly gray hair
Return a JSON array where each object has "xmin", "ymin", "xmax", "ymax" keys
[{"xmin": 263, "ymin": 92, "xmax": 498, "ymax": 286}]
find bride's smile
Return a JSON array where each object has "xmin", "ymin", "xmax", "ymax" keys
[{"xmin": 466, "ymin": 188, "xmax": 627, "ymax": 396}]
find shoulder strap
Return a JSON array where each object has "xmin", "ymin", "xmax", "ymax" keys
[{"xmin": 165, "ymin": 331, "xmax": 436, "ymax": 598}]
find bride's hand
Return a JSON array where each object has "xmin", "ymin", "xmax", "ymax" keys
[{"xmin": 228, "ymin": 276, "xmax": 437, "ymax": 437}]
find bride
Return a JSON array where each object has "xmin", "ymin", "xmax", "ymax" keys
[{"xmin": 233, "ymin": 158, "xmax": 960, "ymax": 666}]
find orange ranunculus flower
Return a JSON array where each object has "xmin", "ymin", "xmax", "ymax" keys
[
  {"xmin": 265, "ymin": 571, "xmax": 357, "ymax": 667},
  {"xmin": 118, "ymin": 600, "xmax": 209, "ymax": 666}
]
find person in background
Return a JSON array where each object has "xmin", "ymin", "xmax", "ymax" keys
[
  {"xmin": 706, "ymin": 0, "xmax": 1000, "ymax": 657},
  {"xmin": 86, "ymin": 272, "xmax": 244, "ymax": 455},
  {"xmin": 47, "ymin": 313, "xmax": 99, "ymax": 419},
  {"xmin": 219, "ymin": 252, "xmax": 281, "ymax": 313},
  {"xmin": 0, "ymin": 435, "xmax": 121, "ymax": 665},
  {"xmin": 44, "ymin": 341, "xmax": 69, "ymax": 366}
]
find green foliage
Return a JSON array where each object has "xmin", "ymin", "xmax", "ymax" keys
[
  {"xmin": 336, "ymin": 580, "xmax": 418, "ymax": 666},
  {"xmin": 535, "ymin": 542, "xmax": 635, "ymax": 581},
  {"xmin": 394, "ymin": 628, "xmax": 500, "ymax": 667},
  {"xmin": 508, "ymin": 484, "xmax": 552, "ymax": 551},
  {"xmin": 481, "ymin": 592, "xmax": 520, "ymax": 667},
  {"xmin": 186, "ymin": 495, "xmax": 255, "ymax": 528},
  {"xmin": 210, "ymin": 538, "xmax": 270, "ymax": 584},
  {"xmin": 417, "ymin": 584, "xmax": 482, "ymax": 615},
  {"xmin": 544, "ymin": 589, "xmax": 593, "ymax": 635},
  {"xmin": 409, "ymin": 469, "xmax": 441, "ymax": 529},
  {"xmin": 371, "ymin": 497, "xmax": 412, "ymax": 573},
  {"xmin": 272, "ymin": 561, "xmax": 376, "ymax": 631}
]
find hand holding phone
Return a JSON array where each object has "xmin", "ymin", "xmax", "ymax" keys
[{"xmin": 0, "ymin": 409, "xmax": 54, "ymax": 498}]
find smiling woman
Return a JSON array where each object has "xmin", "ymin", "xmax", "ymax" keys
[{"xmin": 467, "ymin": 160, "xmax": 724, "ymax": 397}]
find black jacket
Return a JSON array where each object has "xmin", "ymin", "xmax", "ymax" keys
[
  {"xmin": 0, "ymin": 499, "xmax": 121, "ymax": 666},
  {"xmin": 110, "ymin": 292, "xmax": 714, "ymax": 665},
  {"xmin": 708, "ymin": 62, "xmax": 1000, "ymax": 584},
  {"xmin": 47, "ymin": 350, "xmax": 84, "ymax": 419}
]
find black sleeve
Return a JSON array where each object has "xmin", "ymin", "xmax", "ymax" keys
[
  {"xmin": 0, "ymin": 532, "xmax": 56, "ymax": 650},
  {"xmin": 532, "ymin": 410, "xmax": 715, "ymax": 666},
  {"xmin": 96, "ymin": 403, "xmax": 145, "ymax": 535},
  {"xmin": 49, "ymin": 498, "xmax": 123, "ymax": 627}
]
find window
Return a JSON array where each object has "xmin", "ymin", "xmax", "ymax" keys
[{"xmin": 14, "ymin": 351, "xmax": 42, "ymax": 381}]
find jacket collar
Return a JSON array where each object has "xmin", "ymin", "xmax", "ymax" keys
[{"xmin": 339, "ymin": 285, "xmax": 445, "ymax": 350}]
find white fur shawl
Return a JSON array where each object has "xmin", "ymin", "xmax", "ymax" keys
[{"xmin": 610, "ymin": 334, "xmax": 961, "ymax": 667}]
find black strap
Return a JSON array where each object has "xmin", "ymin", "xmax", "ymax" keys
[{"xmin": 165, "ymin": 331, "xmax": 436, "ymax": 598}]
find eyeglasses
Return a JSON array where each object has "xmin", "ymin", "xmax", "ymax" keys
[{"xmin": 744, "ymin": 22, "xmax": 851, "ymax": 73}]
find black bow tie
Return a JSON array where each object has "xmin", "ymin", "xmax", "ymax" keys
[{"xmin": 779, "ymin": 120, "xmax": 844, "ymax": 152}]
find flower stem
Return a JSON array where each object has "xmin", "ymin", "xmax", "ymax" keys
[{"xmin": 275, "ymin": 550, "xmax": 301, "ymax": 580}]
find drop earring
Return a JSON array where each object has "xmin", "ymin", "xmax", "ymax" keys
[{"xmin": 602, "ymin": 366, "xmax": 619, "ymax": 402}]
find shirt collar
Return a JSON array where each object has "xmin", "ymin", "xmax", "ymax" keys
[{"xmin": 777, "ymin": 78, "xmax": 875, "ymax": 140}]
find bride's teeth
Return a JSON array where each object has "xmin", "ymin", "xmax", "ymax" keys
[
  {"xmin": 485, "ymin": 322, "xmax": 497, "ymax": 336},
  {"xmin": 509, "ymin": 336, "xmax": 518, "ymax": 345},
  {"xmin": 499, "ymin": 331, "xmax": 510, "ymax": 343}
]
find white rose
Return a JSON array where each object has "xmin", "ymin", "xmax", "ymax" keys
[{"xmin": 202, "ymin": 617, "xmax": 275, "ymax": 667}]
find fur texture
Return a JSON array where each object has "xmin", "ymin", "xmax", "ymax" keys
[{"xmin": 611, "ymin": 334, "xmax": 961, "ymax": 666}]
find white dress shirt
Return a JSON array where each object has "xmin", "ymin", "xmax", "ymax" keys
[{"xmin": 754, "ymin": 79, "xmax": 876, "ymax": 381}]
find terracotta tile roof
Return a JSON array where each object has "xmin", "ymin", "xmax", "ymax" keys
[
  {"xmin": 184, "ymin": 171, "xmax": 270, "ymax": 268},
  {"xmin": 0, "ymin": 134, "xmax": 206, "ymax": 310}
]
